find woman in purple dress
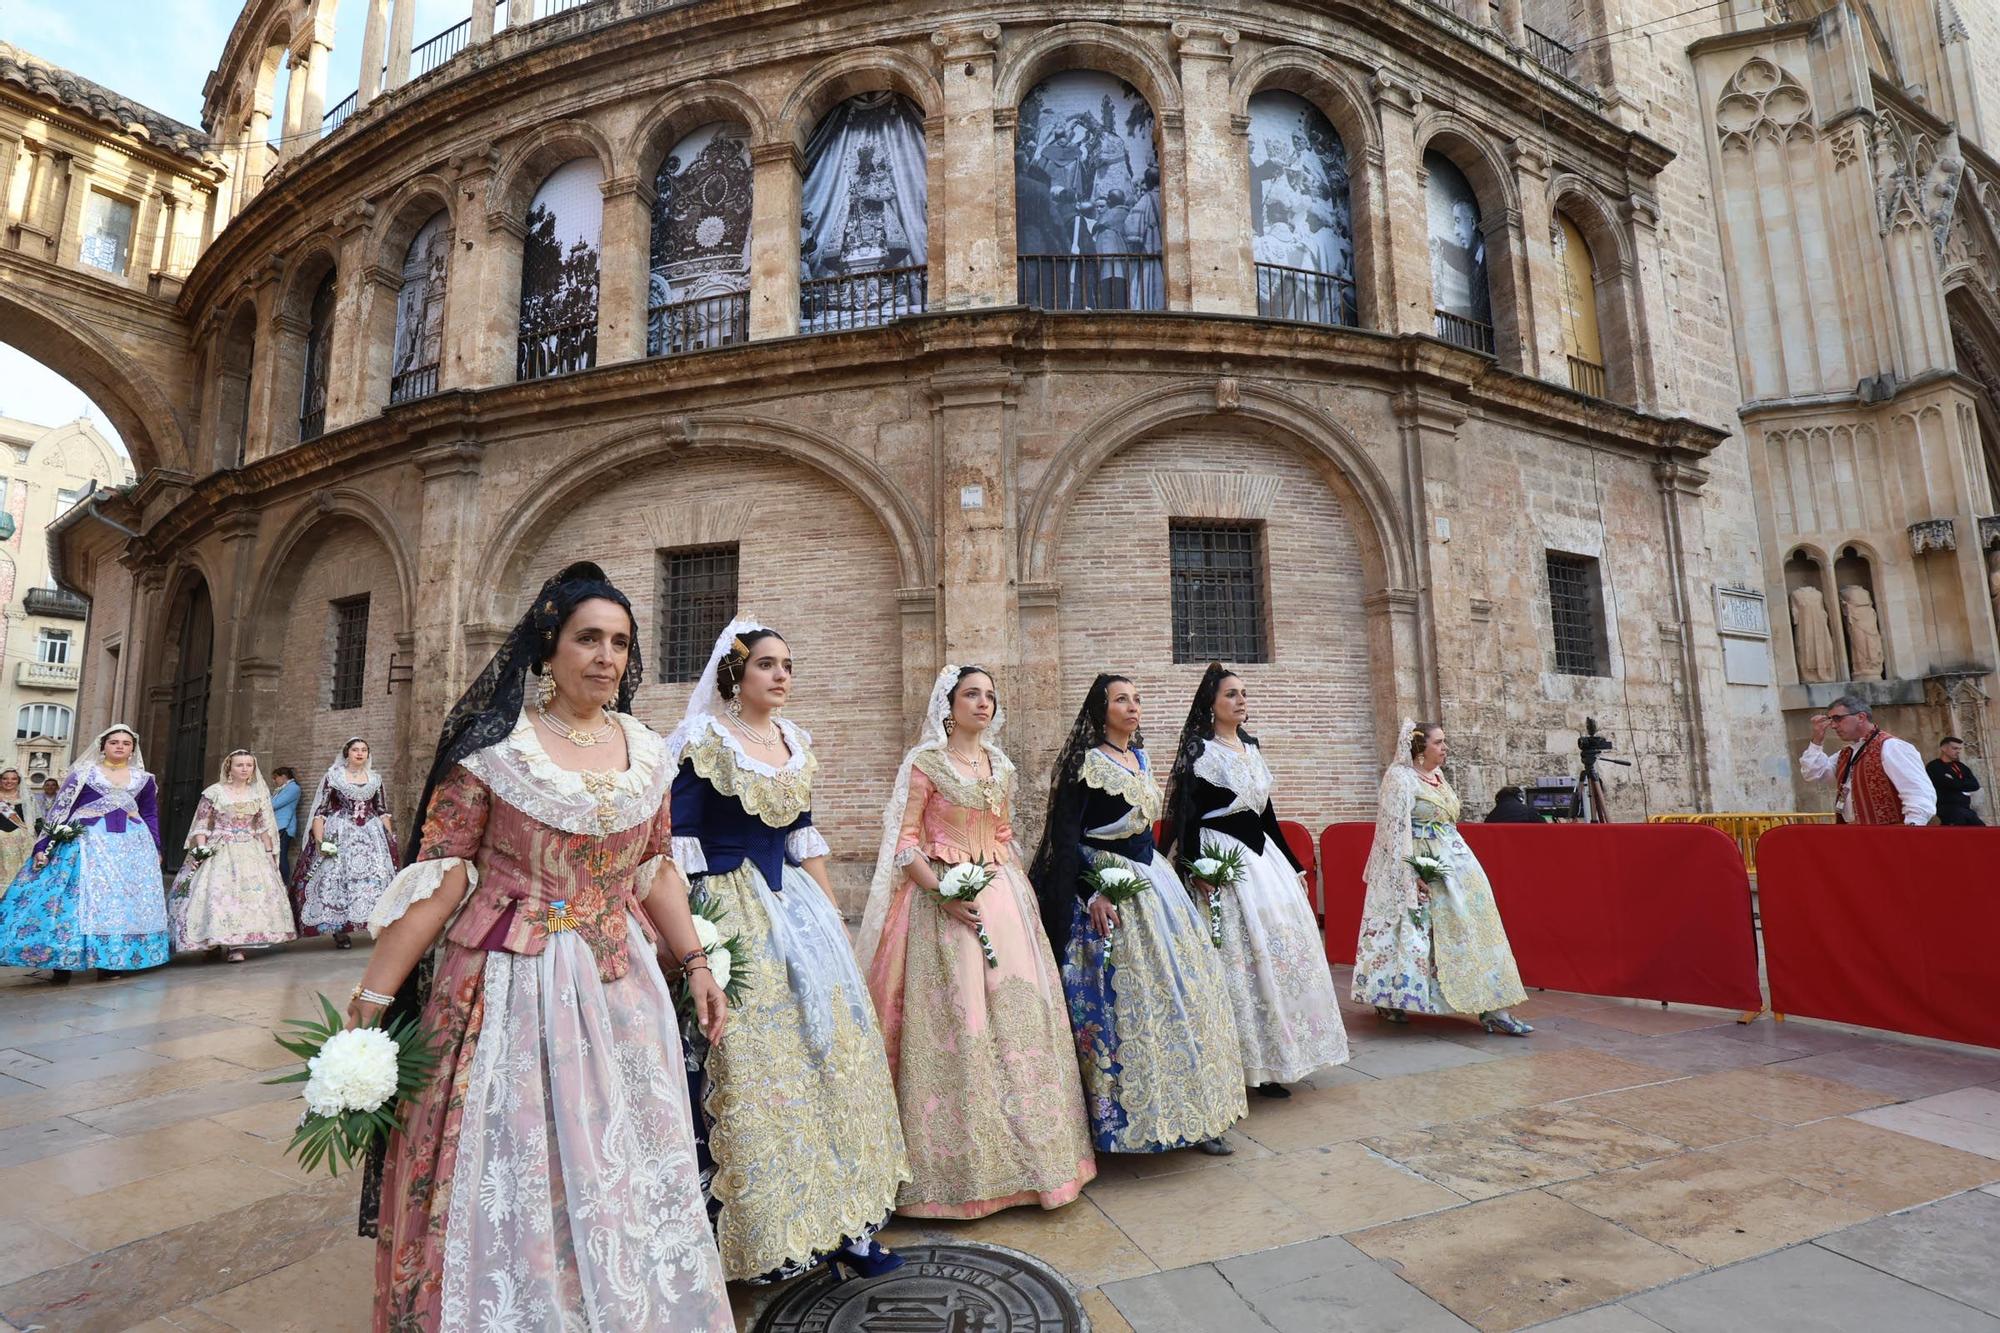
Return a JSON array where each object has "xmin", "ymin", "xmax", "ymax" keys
[
  {"xmin": 289, "ymin": 737, "xmax": 399, "ymax": 948},
  {"xmin": 0, "ymin": 724, "xmax": 166, "ymax": 982}
]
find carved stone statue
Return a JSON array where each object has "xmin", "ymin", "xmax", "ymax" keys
[
  {"xmin": 1788, "ymin": 585, "xmax": 1839, "ymax": 683},
  {"xmin": 1840, "ymin": 584, "xmax": 1886, "ymax": 680}
]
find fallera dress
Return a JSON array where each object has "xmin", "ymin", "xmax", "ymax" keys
[
  {"xmin": 1179, "ymin": 739, "xmax": 1349, "ymax": 1084},
  {"xmin": 167, "ymin": 786, "xmax": 297, "ymax": 951},
  {"xmin": 369, "ymin": 711, "xmax": 731, "ymax": 1333},
  {"xmin": 1058, "ymin": 749, "xmax": 1247, "ymax": 1152},
  {"xmin": 0, "ymin": 764, "xmax": 166, "ymax": 972},
  {"xmin": 671, "ymin": 714, "xmax": 909, "ymax": 1281},
  {"xmin": 0, "ymin": 799, "xmax": 32, "ymax": 893},
  {"xmin": 866, "ymin": 748, "xmax": 1097, "ymax": 1218},
  {"xmin": 1351, "ymin": 767, "xmax": 1527, "ymax": 1016},
  {"xmin": 290, "ymin": 766, "xmax": 400, "ymax": 934}
]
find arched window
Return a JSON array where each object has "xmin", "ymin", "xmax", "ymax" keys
[
  {"xmin": 1247, "ymin": 91, "xmax": 1356, "ymax": 326},
  {"xmin": 391, "ymin": 211, "xmax": 449, "ymax": 403},
  {"xmin": 649, "ymin": 123, "xmax": 752, "ymax": 356},
  {"xmin": 1014, "ymin": 72, "xmax": 1162, "ymax": 311},
  {"xmin": 517, "ymin": 159, "xmax": 603, "ymax": 381},
  {"xmin": 16, "ymin": 704, "xmax": 72, "ymax": 742},
  {"xmin": 801, "ymin": 93, "xmax": 928, "ymax": 332},
  {"xmin": 1553, "ymin": 212, "xmax": 1605, "ymax": 397},
  {"xmin": 298, "ymin": 269, "xmax": 335, "ymax": 441},
  {"xmin": 1425, "ymin": 152, "xmax": 1493, "ymax": 353}
]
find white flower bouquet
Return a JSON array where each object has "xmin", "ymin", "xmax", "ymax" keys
[
  {"xmin": 1081, "ymin": 861, "xmax": 1150, "ymax": 965},
  {"xmin": 45, "ymin": 821, "xmax": 83, "ymax": 845},
  {"xmin": 189, "ymin": 844, "xmax": 217, "ymax": 863},
  {"xmin": 266, "ymin": 994, "xmax": 441, "ymax": 1176},
  {"xmin": 318, "ymin": 839, "xmax": 339, "ymax": 858},
  {"xmin": 935, "ymin": 861, "xmax": 999, "ymax": 968},
  {"xmin": 1404, "ymin": 854, "xmax": 1447, "ymax": 931},
  {"xmin": 1184, "ymin": 841, "xmax": 1247, "ymax": 947},
  {"xmin": 680, "ymin": 895, "xmax": 747, "ymax": 1023}
]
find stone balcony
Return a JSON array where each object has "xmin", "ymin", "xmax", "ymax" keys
[
  {"xmin": 15, "ymin": 659, "xmax": 80, "ymax": 690},
  {"xmin": 22, "ymin": 587, "xmax": 89, "ymax": 620}
]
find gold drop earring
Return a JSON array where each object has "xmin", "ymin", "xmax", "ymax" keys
[
  {"xmin": 727, "ymin": 683, "xmax": 743, "ymax": 721},
  {"xmin": 538, "ymin": 672, "xmax": 557, "ymax": 708}
]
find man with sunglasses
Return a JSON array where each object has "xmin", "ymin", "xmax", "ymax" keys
[{"xmin": 1798, "ymin": 696, "xmax": 1936, "ymax": 825}]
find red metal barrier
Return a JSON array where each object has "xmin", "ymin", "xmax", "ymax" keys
[
  {"xmin": 1279, "ymin": 819, "xmax": 1317, "ymax": 916},
  {"xmin": 1317, "ymin": 821, "xmax": 1762, "ymax": 1010},
  {"xmin": 1759, "ymin": 825, "xmax": 2000, "ymax": 1051}
]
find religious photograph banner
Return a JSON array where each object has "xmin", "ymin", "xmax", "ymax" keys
[
  {"xmin": 517, "ymin": 157, "xmax": 603, "ymax": 380},
  {"xmin": 800, "ymin": 92, "xmax": 928, "ymax": 333},
  {"xmin": 1014, "ymin": 70, "xmax": 1162, "ymax": 310},
  {"xmin": 391, "ymin": 210, "xmax": 448, "ymax": 400},
  {"xmin": 650, "ymin": 122, "xmax": 752, "ymax": 356},
  {"xmin": 1425, "ymin": 152, "xmax": 1491, "ymax": 334},
  {"xmin": 1247, "ymin": 91, "xmax": 1355, "ymax": 326}
]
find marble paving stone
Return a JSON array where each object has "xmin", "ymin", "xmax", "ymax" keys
[
  {"xmin": 1233, "ymin": 1142, "xmax": 1466, "ymax": 1231},
  {"xmin": 1889, "ymin": 1087, "xmax": 2000, "ymax": 1130},
  {"xmin": 1348, "ymin": 1190, "xmax": 1697, "ymax": 1332},
  {"xmin": 4, "ymin": 1045, "xmax": 175, "ymax": 1090},
  {"xmin": 33, "ymin": 1154, "xmax": 300, "ymax": 1252},
  {"xmin": 1079, "ymin": 1288, "xmax": 1135, "ymax": 1333},
  {"xmin": 1527, "ymin": 1305, "xmax": 1674, "ymax": 1331},
  {"xmin": 140, "ymin": 1027, "xmax": 298, "ymax": 1071},
  {"xmin": 1101, "ymin": 1260, "xmax": 1260, "ymax": 1333},
  {"xmin": 1236, "ymin": 1078, "xmax": 1435, "ymax": 1154},
  {"xmin": 0, "ymin": 1177, "xmax": 356, "ymax": 1332},
  {"xmin": 1568, "ymin": 1006, "xmax": 1734, "ymax": 1038},
  {"xmin": 1365, "ymin": 1108, "xmax": 1683, "ymax": 1201},
  {"xmin": 0, "ymin": 1074, "xmax": 38, "ymax": 1098},
  {"xmin": 0, "ymin": 1119, "xmax": 269, "ymax": 1202},
  {"xmin": 13, "ymin": 1014, "xmax": 241, "ymax": 1061},
  {"xmin": 0, "ymin": 1057, "xmax": 247, "ymax": 1133},
  {"xmin": 1774, "ymin": 1042, "xmax": 2000, "ymax": 1100},
  {"xmin": 205, "ymin": 1096, "xmax": 308, "ymax": 1141},
  {"xmin": 0, "ymin": 1218, "xmax": 84, "ymax": 1286},
  {"xmin": 1346, "ymin": 1038, "xmax": 1500, "ymax": 1079},
  {"xmin": 1216, "ymin": 1236, "xmax": 1475, "ymax": 1331},
  {"xmin": 1666, "ymin": 1066, "xmax": 1890, "ymax": 1126},
  {"xmin": 1512, "ymin": 1015, "xmax": 1662, "ymax": 1054},
  {"xmin": 1440, "ymin": 1050, "xmax": 1680, "ymax": 1107},
  {"xmin": 1087, "ymin": 1127, "xmax": 1272, "ymax": 1182},
  {"xmin": 881, "ymin": 1195, "xmax": 1156, "ymax": 1289},
  {"xmin": 191, "ymin": 1233, "xmax": 375, "ymax": 1332},
  {"xmin": 1816, "ymin": 1188, "xmax": 2000, "ymax": 1317},
  {"xmin": 1290, "ymin": 1061, "xmax": 1378, "ymax": 1090},
  {"xmin": 1549, "ymin": 1152, "xmax": 1878, "ymax": 1266},
  {"xmin": 1709, "ymin": 1020, "xmax": 1871, "ymax": 1058},
  {"xmin": 0, "ymin": 1050, "xmax": 52, "ymax": 1079},
  {"xmin": 1703, "ymin": 1116, "xmax": 1999, "ymax": 1211},
  {"xmin": 1580, "ymin": 1031, "xmax": 1790, "ymax": 1076},
  {"xmin": 70, "ymin": 1071, "xmax": 298, "ymax": 1137},
  {"xmin": 1851, "ymin": 1103, "xmax": 2000, "ymax": 1159},
  {"xmin": 1625, "ymin": 1240, "xmax": 2000, "ymax": 1332},
  {"xmin": 1086, "ymin": 1158, "xmax": 1323, "ymax": 1270},
  {"xmin": 1566, "ymin": 1079, "xmax": 1775, "ymax": 1149},
  {"xmin": 0, "ymin": 1115, "xmax": 110, "ymax": 1169}
]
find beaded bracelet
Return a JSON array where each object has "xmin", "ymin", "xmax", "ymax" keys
[
  {"xmin": 680, "ymin": 948, "xmax": 708, "ymax": 968},
  {"xmin": 349, "ymin": 984, "xmax": 396, "ymax": 1006}
]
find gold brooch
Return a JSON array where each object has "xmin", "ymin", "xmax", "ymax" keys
[{"xmin": 546, "ymin": 899, "xmax": 578, "ymax": 933}]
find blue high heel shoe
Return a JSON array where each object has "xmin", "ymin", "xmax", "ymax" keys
[
  {"xmin": 1479, "ymin": 1011, "xmax": 1533, "ymax": 1036},
  {"xmin": 823, "ymin": 1240, "xmax": 905, "ymax": 1283}
]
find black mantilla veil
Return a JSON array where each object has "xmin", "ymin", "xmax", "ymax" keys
[
  {"xmin": 356, "ymin": 560, "xmax": 642, "ymax": 1237},
  {"xmin": 1160, "ymin": 663, "xmax": 1260, "ymax": 863},
  {"xmin": 1026, "ymin": 672, "xmax": 1142, "ymax": 946}
]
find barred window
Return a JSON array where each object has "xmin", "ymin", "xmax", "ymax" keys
[
  {"xmin": 1170, "ymin": 522, "xmax": 1268, "ymax": 664},
  {"xmin": 330, "ymin": 596, "xmax": 370, "ymax": 710},
  {"xmin": 659, "ymin": 544, "xmax": 739, "ymax": 682},
  {"xmin": 1546, "ymin": 552, "xmax": 1607, "ymax": 676}
]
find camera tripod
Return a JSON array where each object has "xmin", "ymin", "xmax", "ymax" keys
[{"xmin": 1570, "ymin": 754, "xmax": 1631, "ymax": 823}]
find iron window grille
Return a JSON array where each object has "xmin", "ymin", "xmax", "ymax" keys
[
  {"xmin": 659, "ymin": 544, "xmax": 740, "ymax": 683},
  {"xmin": 1170, "ymin": 522, "xmax": 1269, "ymax": 664},
  {"xmin": 330, "ymin": 596, "xmax": 370, "ymax": 710},
  {"xmin": 1546, "ymin": 552, "xmax": 1607, "ymax": 676}
]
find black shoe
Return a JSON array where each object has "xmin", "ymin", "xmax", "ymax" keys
[
  {"xmin": 1256, "ymin": 1083, "xmax": 1292, "ymax": 1099},
  {"xmin": 334, "ymin": 933, "xmax": 353, "ymax": 950},
  {"xmin": 49, "ymin": 969, "xmax": 70, "ymax": 986},
  {"xmin": 823, "ymin": 1241, "xmax": 904, "ymax": 1283},
  {"xmin": 1194, "ymin": 1136, "xmax": 1235, "ymax": 1156}
]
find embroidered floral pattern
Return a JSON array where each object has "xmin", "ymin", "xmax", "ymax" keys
[
  {"xmin": 683, "ymin": 719, "xmax": 817, "ymax": 830},
  {"xmin": 1080, "ymin": 750, "xmax": 1164, "ymax": 825},
  {"xmin": 912, "ymin": 748, "xmax": 1013, "ymax": 817}
]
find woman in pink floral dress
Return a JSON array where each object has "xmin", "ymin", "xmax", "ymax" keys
[{"xmin": 168, "ymin": 750, "xmax": 295, "ymax": 961}]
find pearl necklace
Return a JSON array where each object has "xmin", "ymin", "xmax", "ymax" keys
[
  {"xmin": 730, "ymin": 714, "xmax": 783, "ymax": 748},
  {"xmin": 538, "ymin": 706, "xmax": 614, "ymax": 748}
]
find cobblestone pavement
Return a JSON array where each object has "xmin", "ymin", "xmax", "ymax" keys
[{"xmin": 3, "ymin": 944, "xmax": 1998, "ymax": 1332}]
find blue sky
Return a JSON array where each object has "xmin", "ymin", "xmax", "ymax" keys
[{"xmin": 0, "ymin": 0, "xmax": 466, "ymax": 447}]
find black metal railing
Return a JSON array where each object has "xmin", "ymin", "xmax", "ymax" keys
[
  {"xmin": 648, "ymin": 291, "xmax": 749, "ymax": 356},
  {"xmin": 390, "ymin": 363, "xmax": 440, "ymax": 403},
  {"xmin": 1434, "ymin": 309, "xmax": 1496, "ymax": 354},
  {"xmin": 1255, "ymin": 263, "xmax": 1358, "ymax": 327},
  {"xmin": 24, "ymin": 588, "xmax": 88, "ymax": 620},
  {"xmin": 1568, "ymin": 355, "xmax": 1607, "ymax": 398},
  {"xmin": 1017, "ymin": 253, "xmax": 1165, "ymax": 312},
  {"xmin": 517, "ymin": 316, "xmax": 598, "ymax": 380},
  {"xmin": 299, "ymin": 408, "xmax": 326, "ymax": 442},
  {"xmin": 412, "ymin": 19, "xmax": 471, "ymax": 79},
  {"xmin": 321, "ymin": 91, "xmax": 357, "ymax": 134},
  {"xmin": 800, "ymin": 266, "xmax": 928, "ymax": 333},
  {"xmin": 1525, "ymin": 25, "xmax": 1576, "ymax": 80}
]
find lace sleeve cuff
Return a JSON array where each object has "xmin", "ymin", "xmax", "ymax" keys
[
  {"xmin": 893, "ymin": 844, "xmax": 924, "ymax": 868},
  {"xmin": 787, "ymin": 826, "xmax": 831, "ymax": 861},
  {"xmin": 368, "ymin": 857, "xmax": 477, "ymax": 934},
  {"xmin": 634, "ymin": 854, "xmax": 666, "ymax": 902},
  {"xmin": 671, "ymin": 836, "xmax": 707, "ymax": 874}
]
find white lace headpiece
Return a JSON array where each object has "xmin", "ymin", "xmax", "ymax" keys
[
  {"xmin": 197, "ymin": 750, "xmax": 280, "ymax": 850},
  {"xmin": 321, "ymin": 736, "xmax": 381, "ymax": 801},
  {"xmin": 46, "ymin": 723, "xmax": 149, "ymax": 830},
  {"xmin": 666, "ymin": 616, "xmax": 771, "ymax": 765},
  {"xmin": 1393, "ymin": 716, "xmax": 1421, "ymax": 770},
  {"xmin": 855, "ymin": 664, "xmax": 1007, "ymax": 967}
]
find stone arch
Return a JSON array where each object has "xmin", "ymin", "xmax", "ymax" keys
[
  {"xmin": 269, "ymin": 243, "xmax": 339, "ymax": 452},
  {"xmin": 0, "ymin": 284, "xmax": 187, "ymax": 474},
  {"xmin": 1412, "ymin": 118, "xmax": 1521, "ymax": 216},
  {"xmin": 994, "ymin": 22, "xmax": 1183, "ymax": 116},
  {"xmin": 628, "ymin": 80, "xmax": 771, "ymax": 177},
  {"xmin": 212, "ymin": 298, "xmax": 259, "ymax": 471},
  {"xmin": 476, "ymin": 414, "xmax": 932, "ymax": 623},
  {"xmin": 246, "ymin": 490, "xmax": 420, "ymax": 656},
  {"xmin": 490, "ymin": 119, "xmax": 620, "ymax": 221},
  {"xmin": 371, "ymin": 174, "xmax": 456, "ymax": 270},
  {"xmin": 776, "ymin": 47, "xmax": 946, "ymax": 155},
  {"xmin": 1548, "ymin": 173, "xmax": 1642, "ymax": 405},
  {"xmin": 366, "ymin": 176, "xmax": 456, "ymax": 409},
  {"xmin": 1414, "ymin": 119, "xmax": 1525, "ymax": 366}
]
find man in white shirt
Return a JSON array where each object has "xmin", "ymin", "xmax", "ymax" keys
[{"xmin": 1797, "ymin": 695, "xmax": 1936, "ymax": 825}]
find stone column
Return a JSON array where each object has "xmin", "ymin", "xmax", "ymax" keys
[
  {"xmin": 299, "ymin": 40, "xmax": 333, "ymax": 143},
  {"xmin": 927, "ymin": 367, "xmax": 1019, "ymax": 668},
  {"xmin": 0, "ymin": 130, "xmax": 22, "ymax": 224},
  {"xmin": 747, "ymin": 141, "xmax": 802, "ymax": 340},
  {"xmin": 326, "ymin": 204, "xmax": 380, "ymax": 431},
  {"xmin": 211, "ymin": 515, "xmax": 263, "ymax": 756},
  {"xmin": 930, "ymin": 24, "xmax": 1002, "ymax": 310},
  {"xmin": 1621, "ymin": 194, "xmax": 1671, "ymax": 413},
  {"xmin": 596, "ymin": 174, "xmax": 653, "ymax": 364},
  {"xmin": 359, "ymin": 0, "xmax": 391, "ymax": 104},
  {"xmin": 388, "ymin": 0, "xmax": 419, "ymax": 89},
  {"xmin": 440, "ymin": 149, "xmax": 503, "ymax": 390},
  {"xmin": 126, "ymin": 564, "xmax": 166, "ymax": 749},
  {"xmin": 471, "ymin": 0, "xmax": 496, "ymax": 44},
  {"xmin": 53, "ymin": 155, "xmax": 92, "ymax": 270},
  {"xmin": 243, "ymin": 259, "xmax": 287, "ymax": 460},
  {"xmin": 1510, "ymin": 138, "xmax": 1562, "ymax": 379},
  {"xmin": 1173, "ymin": 22, "xmax": 1251, "ymax": 314},
  {"xmin": 280, "ymin": 49, "xmax": 310, "ymax": 159},
  {"xmin": 1390, "ymin": 389, "xmax": 1467, "ymax": 720},
  {"xmin": 1372, "ymin": 74, "xmax": 1433, "ymax": 337},
  {"xmin": 407, "ymin": 439, "xmax": 487, "ymax": 784},
  {"xmin": 245, "ymin": 103, "xmax": 272, "ymax": 191},
  {"xmin": 1496, "ymin": 0, "xmax": 1527, "ymax": 47},
  {"xmin": 1654, "ymin": 459, "xmax": 1717, "ymax": 809}
]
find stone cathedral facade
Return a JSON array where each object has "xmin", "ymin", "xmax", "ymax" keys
[{"xmin": 2, "ymin": 0, "xmax": 1996, "ymax": 890}]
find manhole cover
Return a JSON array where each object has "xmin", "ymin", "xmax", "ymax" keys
[{"xmin": 751, "ymin": 1241, "xmax": 1089, "ymax": 1333}]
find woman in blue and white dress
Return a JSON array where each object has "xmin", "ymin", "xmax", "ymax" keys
[
  {"xmin": 661, "ymin": 618, "xmax": 909, "ymax": 1283},
  {"xmin": 1028, "ymin": 673, "xmax": 1246, "ymax": 1157}
]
